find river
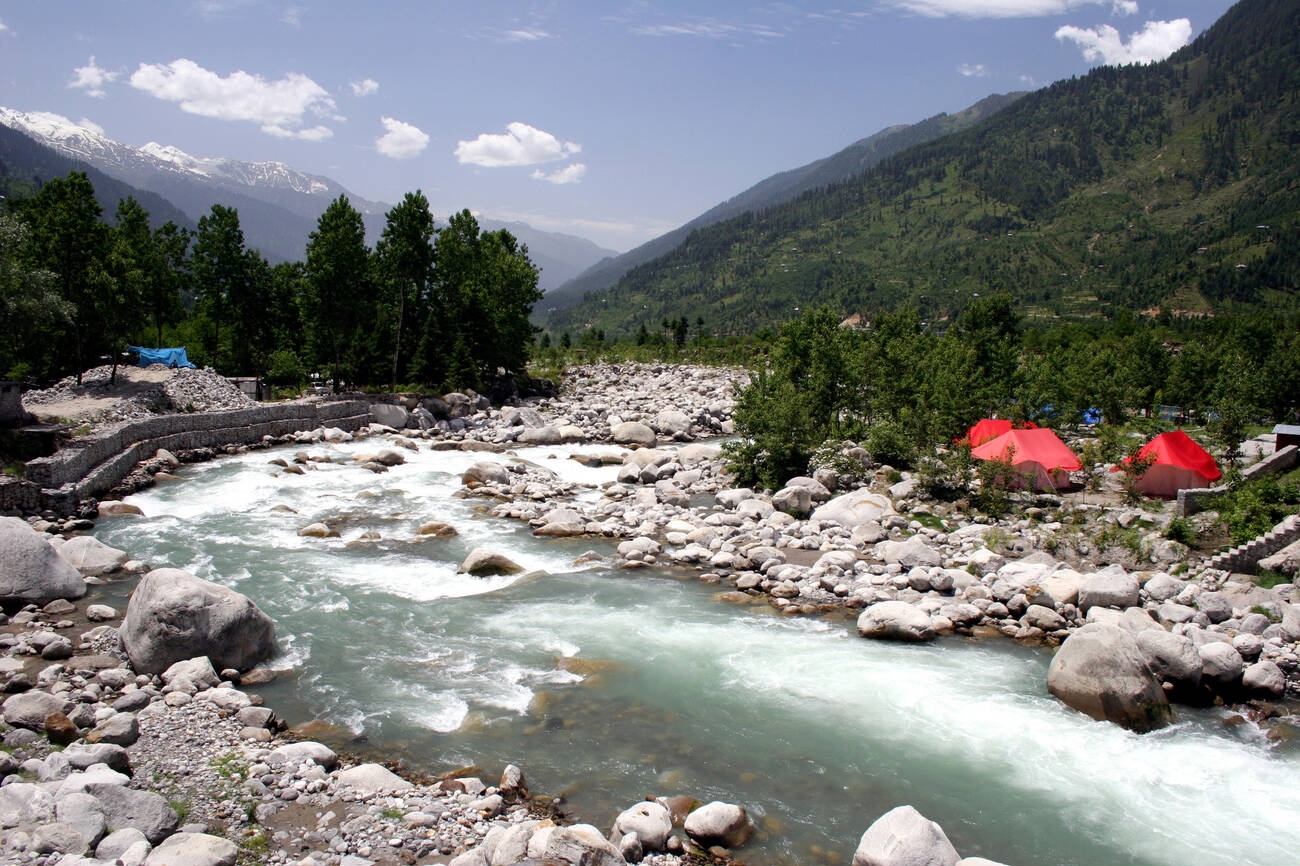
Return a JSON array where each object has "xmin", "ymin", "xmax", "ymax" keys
[{"xmin": 91, "ymin": 438, "xmax": 1300, "ymax": 866}]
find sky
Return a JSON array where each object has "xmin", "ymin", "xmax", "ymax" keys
[{"xmin": 0, "ymin": 0, "xmax": 1240, "ymax": 252}]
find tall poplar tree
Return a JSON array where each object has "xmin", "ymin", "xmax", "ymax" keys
[
  {"xmin": 374, "ymin": 191, "xmax": 434, "ymax": 389},
  {"xmin": 304, "ymin": 195, "xmax": 370, "ymax": 391}
]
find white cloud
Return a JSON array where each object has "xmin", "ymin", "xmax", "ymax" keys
[
  {"xmin": 504, "ymin": 28, "xmax": 551, "ymax": 41},
  {"xmin": 69, "ymin": 56, "xmax": 118, "ymax": 98},
  {"xmin": 281, "ymin": 5, "xmax": 304, "ymax": 27},
  {"xmin": 882, "ymin": 1, "xmax": 1140, "ymax": 18},
  {"xmin": 129, "ymin": 58, "xmax": 339, "ymax": 140},
  {"xmin": 531, "ymin": 163, "xmax": 587, "ymax": 184},
  {"xmin": 630, "ymin": 18, "xmax": 784, "ymax": 40},
  {"xmin": 456, "ymin": 122, "xmax": 581, "ymax": 168},
  {"xmin": 1055, "ymin": 18, "xmax": 1192, "ymax": 65},
  {"xmin": 0, "ymin": 19, "xmax": 7, "ymax": 33},
  {"xmin": 78, "ymin": 117, "xmax": 106, "ymax": 136},
  {"xmin": 958, "ymin": 63, "xmax": 989, "ymax": 77},
  {"xmin": 350, "ymin": 78, "xmax": 379, "ymax": 97},
  {"xmin": 376, "ymin": 116, "xmax": 429, "ymax": 159}
]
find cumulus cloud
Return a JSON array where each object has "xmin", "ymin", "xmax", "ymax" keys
[
  {"xmin": 882, "ymin": 1, "xmax": 1139, "ymax": 18},
  {"xmin": 69, "ymin": 56, "xmax": 118, "ymax": 98},
  {"xmin": 350, "ymin": 78, "xmax": 379, "ymax": 97},
  {"xmin": 78, "ymin": 117, "xmax": 106, "ymax": 136},
  {"xmin": 958, "ymin": 63, "xmax": 989, "ymax": 77},
  {"xmin": 376, "ymin": 116, "xmax": 429, "ymax": 159},
  {"xmin": 129, "ymin": 58, "xmax": 338, "ymax": 140},
  {"xmin": 531, "ymin": 163, "xmax": 586, "ymax": 184},
  {"xmin": 455, "ymin": 122, "xmax": 581, "ymax": 168},
  {"xmin": 1055, "ymin": 18, "xmax": 1192, "ymax": 65}
]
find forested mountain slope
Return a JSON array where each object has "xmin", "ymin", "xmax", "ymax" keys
[
  {"xmin": 544, "ymin": 92, "xmax": 1023, "ymax": 311},
  {"xmin": 548, "ymin": 0, "xmax": 1299, "ymax": 338}
]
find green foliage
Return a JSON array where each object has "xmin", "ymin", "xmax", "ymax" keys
[
  {"xmin": 548, "ymin": 0, "xmax": 1300, "ymax": 339},
  {"xmin": 1207, "ymin": 477, "xmax": 1300, "ymax": 545},
  {"xmin": 263, "ymin": 349, "xmax": 308, "ymax": 390},
  {"xmin": 304, "ymin": 195, "xmax": 371, "ymax": 391},
  {"xmin": 1253, "ymin": 570, "xmax": 1292, "ymax": 590},
  {"xmin": 1163, "ymin": 517, "xmax": 1196, "ymax": 545}
]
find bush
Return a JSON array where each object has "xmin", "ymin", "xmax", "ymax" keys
[
  {"xmin": 1208, "ymin": 477, "xmax": 1300, "ymax": 545},
  {"xmin": 263, "ymin": 349, "xmax": 308, "ymax": 389},
  {"xmin": 1163, "ymin": 517, "xmax": 1196, "ymax": 545}
]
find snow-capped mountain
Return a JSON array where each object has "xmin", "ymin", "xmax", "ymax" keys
[
  {"xmin": 0, "ymin": 108, "xmax": 344, "ymax": 203},
  {"xmin": 0, "ymin": 106, "xmax": 616, "ymax": 285}
]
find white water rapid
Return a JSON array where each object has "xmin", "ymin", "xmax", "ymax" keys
[{"xmin": 91, "ymin": 440, "xmax": 1300, "ymax": 866}]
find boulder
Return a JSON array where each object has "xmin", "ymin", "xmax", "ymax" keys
[
  {"xmin": 144, "ymin": 832, "xmax": 238, "ymax": 866},
  {"xmin": 518, "ymin": 426, "xmax": 562, "ymax": 445},
  {"xmin": 772, "ymin": 485, "xmax": 813, "ymax": 518},
  {"xmin": 55, "ymin": 792, "xmax": 106, "ymax": 851},
  {"xmin": 1046, "ymin": 623, "xmax": 1172, "ymax": 732},
  {"xmin": 527, "ymin": 822, "xmax": 625, "ymax": 866},
  {"xmin": 612, "ymin": 421, "xmax": 656, "ymax": 447},
  {"xmin": 462, "ymin": 461, "xmax": 510, "ymax": 487},
  {"xmin": 87, "ymin": 712, "xmax": 140, "ymax": 747},
  {"xmin": 266, "ymin": 741, "xmax": 338, "ymax": 770},
  {"xmin": 852, "ymin": 805, "xmax": 960, "ymax": 866},
  {"xmin": 684, "ymin": 801, "xmax": 753, "ymax": 849},
  {"xmin": 162, "ymin": 657, "xmax": 221, "ymax": 693},
  {"xmin": 370, "ymin": 403, "xmax": 410, "ymax": 429},
  {"xmin": 0, "ymin": 516, "xmax": 86, "ymax": 603},
  {"xmin": 1198, "ymin": 641, "xmax": 1245, "ymax": 689},
  {"xmin": 56, "ymin": 535, "xmax": 129, "ymax": 576},
  {"xmin": 3, "ymin": 690, "xmax": 67, "ymax": 730},
  {"xmin": 416, "ymin": 521, "xmax": 458, "ymax": 537},
  {"xmin": 0, "ymin": 782, "xmax": 55, "ymax": 827},
  {"xmin": 334, "ymin": 763, "xmax": 413, "ymax": 792},
  {"xmin": 459, "ymin": 548, "xmax": 524, "ymax": 576},
  {"xmin": 613, "ymin": 801, "xmax": 672, "ymax": 853},
  {"xmin": 1133, "ymin": 629, "xmax": 1202, "ymax": 697},
  {"xmin": 1076, "ymin": 566, "xmax": 1140, "ymax": 611},
  {"xmin": 86, "ymin": 784, "xmax": 178, "ymax": 843},
  {"xmin": 811, "ymin": 490, "xmax": 896, "ymax": 529},
  {"xmin": 653, "ymin": 409, "xmax": 693, "ymax": 438},
  {"xmin": 120, "ymin": 568, "xmax": 276, "ymax": 675},
  {"xmin": 97, "ymin": 501, "xmax": 144, "ymax": 517},
  {"xmin": 857, "ymin": 601, "xmax": 936, "ymax": 642},
  {"xmin": 1242, "ymin": 660, "xmax": 1286, "ymax": 697},
  {"xmin": 876, "ymin": 537, "xmax": 941, "ymax": 569}
]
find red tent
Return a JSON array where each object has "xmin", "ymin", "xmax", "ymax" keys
[
  {"xmin": 1122, "ymin": 431, "xmax": 1221, "ymax": 498},
  {"xmin": 963, "ymin": 418, "xmax": 1038, "ymax": 447},
  {"xmin": 972, "ymin": 428, "xmax": 1081, "ymax": 491}
]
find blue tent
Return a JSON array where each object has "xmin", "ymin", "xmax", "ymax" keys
[{"xmin": 129, "ymin": 346, "xmax": 195, "ymax": 368}]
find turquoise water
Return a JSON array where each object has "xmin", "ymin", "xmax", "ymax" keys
[{"xmin": 92, "ymin": 440, "xmax": 1300, "ymax": 866}]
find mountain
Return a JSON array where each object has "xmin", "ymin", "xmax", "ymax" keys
[
  {"xmin": 0, "ymin": 108, "xmax": 617, "ymax": 288},
  {"xmin": 0, "ymin": 121, "xmax": 194, "ymax": 230},
  {"xmin": 543, "ymin": 92, "xmax": 1025, "ymax": 311},
  {"xmin": 547, "ymin": 0, "xmax": 1300, "ymax": 338}
]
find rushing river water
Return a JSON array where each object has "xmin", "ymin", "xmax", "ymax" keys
[{"xmin": 91, "ymin": 439, "xmax": 1300, "ymax": 866}]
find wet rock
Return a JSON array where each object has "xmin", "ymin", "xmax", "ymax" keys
[
  {"xmin": 463, "ymin": 461, "xmax": 510, "ymax": 487},
  {"xmin": 459, "ymin": 548, "xmax": 524, "ymax": 576},
  {"xmin": 683, "ymin": 801, "xmax": 753, "ymax": 849},
  {"xmin": 852, "ymin": 805, "xmax": 959, "ymax": 866},
  {"xmin": 613, "ymin": 801, "xmax": 672, "ymax": 852},
  {"xmin": 297, "ymin": 522, "xmax": 338, "ymax": 538},
  {"xmin": 1047, "ymin": 623, "xmax": 1172, "ymax": 732}
]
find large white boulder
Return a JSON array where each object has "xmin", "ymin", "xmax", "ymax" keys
[
  {"xmin": 120, "ymin": 568, "xmax": 276, "ymax": 675},
  {"xmin": 852, "ymin": 805, "xmax": 960, "ymax": 866},
  {"xmin": 811, "ymin": 490, "xmax": 895, "ymax": 529},
  {"xmin": 57, "ymin": 535, "xmax": 129, "ymax": 576},
  {"xmin": 857, "ymin": 601, "xmax": 937, "ymax": 642},
  {"xmin": 0, "ymin": 517, "xmax": 86, "ymax": 604}
]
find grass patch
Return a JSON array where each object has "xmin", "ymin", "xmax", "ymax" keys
[
  {"xmin": 210, "ymin": 752, "xmax": 248, "ymax": 781},
  {"xmin": 381, "ymin": 806, "xmax": 406, "ymax": 819},
  {"xmin": 170, "ymin": 799, "xmax": 191, "ymax": 822},
  {"xmin": 1253, "ymin": 569, "xmax": 1294, "ymax": 590}
]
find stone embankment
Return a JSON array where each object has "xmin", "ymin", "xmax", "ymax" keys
[{"xmin": 3, "ymin": 362, "xmax": 1300, "ymax": 866}]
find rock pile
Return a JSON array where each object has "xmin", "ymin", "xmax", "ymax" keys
[{"xmin": 21, "ymin": 364, "xmax": 253, "ymax": 427}]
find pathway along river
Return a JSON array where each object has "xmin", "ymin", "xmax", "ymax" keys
[{"xmin": 91, "ymin": 439, "xmax": 1299, "ymax": 866}]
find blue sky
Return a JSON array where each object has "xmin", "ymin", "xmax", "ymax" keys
[{"xmin": 1, "ymin": 1, "xmax": 1238, "ymax": 251}]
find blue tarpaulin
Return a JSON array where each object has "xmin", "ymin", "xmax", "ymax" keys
[{"xmin": 129, "ymin": 346, "xmax": 195, "ymax": 368}]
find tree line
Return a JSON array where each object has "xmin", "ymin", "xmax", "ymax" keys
[
  {"xmin": 0, "ymin": 171, "xmax": 542, "ymax": 393},
  {"xmin": 727, "ymin": 296, "xmax": 1300, "ymax": 489}
]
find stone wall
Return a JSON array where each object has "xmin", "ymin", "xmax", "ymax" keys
[
  {"xmin": 1203, "ymin": 514, "xmax": 1300, "ymax": 574},
  {"xmin": 0, "ymin": 475, "xmax": 44, "ymax": 515},
  {"xmin": 23, "ymin": 399, "xmax": 371, "ymax": 515},
  {"xmin": 1177, "ymin": 444, "xmax": 1299, "ymax": 517}
]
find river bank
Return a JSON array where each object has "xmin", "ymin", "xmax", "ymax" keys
[{"xmin": 4, "ymin": 363, "xmax": 1300, "ymax": 866}]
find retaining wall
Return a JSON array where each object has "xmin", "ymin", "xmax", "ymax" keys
[
  {"xmin": 23, "ymin": 399, "xmax": 371, "ymax": 515},
  {"xmin": 1203, "ymin": 514, "xmax": 1300, "ymax": 574}
]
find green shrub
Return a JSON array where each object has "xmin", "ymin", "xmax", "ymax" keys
[
  {"xmin": 1164, "ymin": 517, "xmax": 1196, "ymax": 546},
  {"xmin": 263, "ymin": 349, "xmax": 308, "ymax": 389},
  {"xmin": 1254, "ymin": 569, "xmax": 1293, "ymax": 589}
]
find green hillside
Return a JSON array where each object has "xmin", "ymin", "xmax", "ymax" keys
[{"xmin": 547, "ymin": 0, "xmax": 1300, "ymax": 338}]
